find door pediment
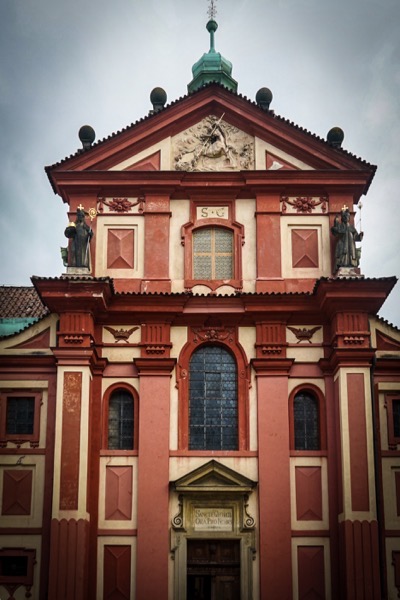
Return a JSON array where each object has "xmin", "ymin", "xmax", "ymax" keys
[{"xmin": 172, "ymin": 460, "xmax": 257, "ymax": 494}]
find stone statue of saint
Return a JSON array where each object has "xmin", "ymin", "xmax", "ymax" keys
[
  {"xmin": 331, "ymin": 208, "xmax": 363, "ymax": 270},
  {"xmin": 64, "ymin": 208, "xmax": 93, "ymax": 268}
]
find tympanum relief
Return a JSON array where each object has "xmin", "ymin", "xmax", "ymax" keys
[{"xmin": 172, "ymin": 115, "xmax": 254, "ymax": 171}]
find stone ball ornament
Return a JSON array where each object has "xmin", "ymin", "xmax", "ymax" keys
[
  {"xmin": 79, "ymin": 125, "xmax": 96, "ymax": 149},
  {"xmin": 150, "ymin": 87, "xmax": 167, "ymax": 112},
  {"xmin": 256, "ymin": 87, "xmax": 273, "ymax": 110},
  {"xmin": 327, "ymin": 126, "xmax": 344, "ymax": 147}
]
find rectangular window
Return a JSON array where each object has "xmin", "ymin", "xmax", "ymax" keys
[
  {"xmin": 6, "ymin": 397, "xmax": 34, "ymax": 435},
  {"xmin": 0, "ymin": 549, "xmax": 35, "ymax": 586},
  {"xmin": 0, "ymin": 392, "xmax": 41, "ymax": 446},
  {"xmin": 393, "ymin": 400, "xmax": 400, "ymax": 438},
  {"xmin": 193, "ymin": 228, "xmax": 233, "ymax": 280},
  {"xmin": 387, "ymin": 394, "xmax": 400, "ymax": 449}
]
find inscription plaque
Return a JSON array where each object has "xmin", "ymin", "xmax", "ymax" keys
[
  {"xmin": 196, "ymin": 206, "xmax": 228, "ymax": 220},
  {"xmin": 194, "ymin": 507, "xmax": 233, "ymax": 531}
]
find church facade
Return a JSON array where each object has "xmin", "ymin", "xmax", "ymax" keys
[{"xmin": 1, "ymin": 18, "xmax": 400, "ymax": 600}]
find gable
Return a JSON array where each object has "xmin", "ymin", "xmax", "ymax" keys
[{"xmin": 46, "ymin": 85, "xmax": 375, "ymax": 189}]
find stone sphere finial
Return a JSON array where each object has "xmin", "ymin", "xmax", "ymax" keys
[
  {"xmin": 256, "ymin": 87, "xmax": 273, "ymax": 110},
  {"xmin": 78, "ymin": 125, "xmax": 96, "ymax": 150},
  {"xmin": 150, "ymin": 87, "xmax": 167, "ymax": 112},
  {"xmin": 327, "ymin": 127, "xmax": 344, "ymax": 148}
]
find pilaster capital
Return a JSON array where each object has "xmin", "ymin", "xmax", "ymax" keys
[
  {"xmin": 135, "ymin": 357, "xmax": 176, "ymax": 376},
  {"xmin": 251, "ymin": 358, "xmax": 294, "ymax": 376},
  {"xmin": 52, "ymin": 346, "xmax": 106, "ymax": 371},
  {"xmin": 319, "ymin": 348, "xmax": 375, "ymax": 373}
]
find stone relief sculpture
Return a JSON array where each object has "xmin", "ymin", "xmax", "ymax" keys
[
  {"xmin": 331, "ymin": 206, "xmax": 363, "ymax": 272},
  {"xmin": 173, "ymin": 115, "xmax": 254, "ymax": 171}
]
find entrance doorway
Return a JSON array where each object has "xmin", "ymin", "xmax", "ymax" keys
[{"xmin": 187, "ymin": 539, "xmax": 240, "ymax": 600}]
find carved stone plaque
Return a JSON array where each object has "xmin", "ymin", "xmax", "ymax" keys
[
  {"xmin": 194, "ymin": 507, "xmax": 233, "ymax": 531},
  {"xmin": 196, "ymin": 206, "xmax": 229, "ymax": 220}
]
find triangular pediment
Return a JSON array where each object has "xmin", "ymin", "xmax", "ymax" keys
[
  {"xmin": 46, "ymin": 84, "xmax": 375, "ymax": 190},
  {"xmin": 371, "ymin": 316, "xmax": 400, "ymax": 353},
  {"xmin": 172, "ymin": 460, "xmax": 257, "ymax": 493},
  {"xmin": 0, "ymin": 314, "xmax": 58, "ymax": 352}
]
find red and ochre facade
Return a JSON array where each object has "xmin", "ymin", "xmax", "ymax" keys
[{"xmin": 0, "ymin": 83, "xmax": 399, "ymax": 600}]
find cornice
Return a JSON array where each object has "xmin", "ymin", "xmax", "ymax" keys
[
  {"xmin": 251, "ymin": 358, "xmax": 294, "ymax": 376},
  {"xmin": 319, "ymin": 348, "xmax": 376, "ymax": 373},
  {"xmin": 135, "ymin": 357, "xmax": 176, "ymax": 375}
]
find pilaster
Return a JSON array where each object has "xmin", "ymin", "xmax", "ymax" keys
[
  {"xmin": 324, "ymin": 311, "xmax": 381, "ymax": 598},
  {"xmin": 252, "ymin": 321, "xmax": 293, "ymax": 600},
  {"xmin": 255, "ymin": 193, "xmax": 282, "ymax": 291},
  {"xmin": 142, "ymin": 193, "xmax": 172, "ymax": 292},
  {"xmin": 135, "ymin": 357, "xmax": 176, "ymax": 600},
  {"xmin": 47, "ymin": 312, "xmax": 96, "ymax": 600}
]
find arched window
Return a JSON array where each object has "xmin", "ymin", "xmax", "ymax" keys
[
  {"xmin": 193, "ymin": 227, "xmax": 233, "ymax": 280},
  {"xmin": 107, "ymin": 388, "xmax": 134, "ymax": 450},
  {"xmin": 189, "ymin": 345, "xmax": 238, "ymax": 450},
  {"xmin": 293, "ymin": 390, "xmax": 320, "ymax": 451}
]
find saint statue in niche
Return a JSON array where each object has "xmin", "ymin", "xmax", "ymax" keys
[
  {"xmin": 64, "ymin": 208, "xmax": 93, "ymax": 268},
  {"xmin": 331, "ymin": 207, "xmax": 363, "ymax": 271}
]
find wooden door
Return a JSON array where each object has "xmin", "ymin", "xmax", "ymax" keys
[{"xmin": 187, "ymin": 540, "xmax": 240, "ymax": 600}]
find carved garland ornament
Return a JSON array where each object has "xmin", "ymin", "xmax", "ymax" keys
[
  {"xmin": 281, "ymin": 196, "xmax": 327, "ymax": 213},
  {"xmin": 192, "ymin": 327, "xmax": 235, "ymax": 344},
  {"xmin": 97, "ymin": 197, "xmax": 145, "ymax": 214}
]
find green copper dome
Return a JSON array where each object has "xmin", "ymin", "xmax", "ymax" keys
[{"xmin": 188, "ymin": 20, "xmax": 238, "ymax": 93}]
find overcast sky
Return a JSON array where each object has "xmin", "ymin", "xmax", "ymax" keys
[{"xmin": 0, "ymin": 0, "xmax": 399, "ymax": 326}]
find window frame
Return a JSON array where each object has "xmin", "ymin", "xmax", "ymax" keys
[
  {"xmin": 289, "ymin": 384, "xmax": 326, "ymax": 455},
  {"xmin": 188, "ymin": 345, "xmax": 238, "ymax": 451},
  {"xmin": 102, "ymin": 383, "xmax": 139, "ymax": 452},
  {"xmin": 0, "ymin": 548, "xmax": 36, "ymax": 587},
  {"xmin": 386, "ymin": 393, "xmax": 400, "ymax": 449},
  {"xmin": 181, "ymin": 199, "xmax": 244, "ymax": 291},
  {"xmin": 177, "ymin": 327, "xmax": 250, "ymax": 452},
  {"xmin": 0, "ymin": 391, "xmax": 42, "ymax": 447}
]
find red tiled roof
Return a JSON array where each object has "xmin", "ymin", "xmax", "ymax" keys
[{"xmin": 0, "ymin": 286, "xmax": 49, "ymax": 319}]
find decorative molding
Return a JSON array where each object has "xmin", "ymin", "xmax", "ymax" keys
[
  {"xmin": 192, "ymin": 326, "xmax": 235, "ymax": 344},
  {"xmin": 63, "ymin": 335, "xmax": 84, "ymax": 345},
  {"xmin": 287, "ymin": 326, "xmax": 321, "ymax": 344},
  {"xmin": 343, "ymin": 335, "xmax": 365, "ymax": 345},
  {"xmin": 173, "ymin": 115, "xmax": 254, "ymax": 172},
  {"xmin": 97, "ymin": 196, "xmax": 145, "ymax": 214},
  {"xmin": 242, "ymin": 494, "xmax": 255, "ymax": 530},
  {"xmin": 171, "ymin": 495, "xmax": 185, "ymax": 531},
  {"xmin": 104, "ymin": 326, "xmax": 139, "ymax": 343},
  {"xmin": 261, "ymin": 345, "xmax": 282, "ymax": 355},
  {"xmin": 145, "ymin": 345, "xmax": 166, "ymax": 355},
  {"xmin": 281, "ymin": 196, "xmax": 327, "ymax": 214}
]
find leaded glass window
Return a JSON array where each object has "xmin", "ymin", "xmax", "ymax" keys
[
  {"xmin": 193, "ymin": 227, "xmax": 233, "ymax": 280},
  {"xmin": 6, "ymin": 397, "xmax": 34, "ymax": 435},
  {"xmin": 189, "ymin": 346, "xmax": 238, "ymax": 450},
  {"xmin": 108, "ymin": 389, "xmax": 134, "ymax": 450},
  {"xmin": 294, "ymin": 391, "xmax": 320, "ymax": 451},
  {"xmin": 393, "ymin": 400, "xmax": 400, "ymax": 438}
]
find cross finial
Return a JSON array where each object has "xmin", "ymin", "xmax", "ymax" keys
[
  {"xmin": 77, "ymin": 203, "xmax": 85, "ymax": 211},
  {"xmin": 208, "ymin": 0, "xmax": 217, "ymax": 20},
  {"xmin": 341, "ymin": 205, "xmax": 349, "ymax": 212}
]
